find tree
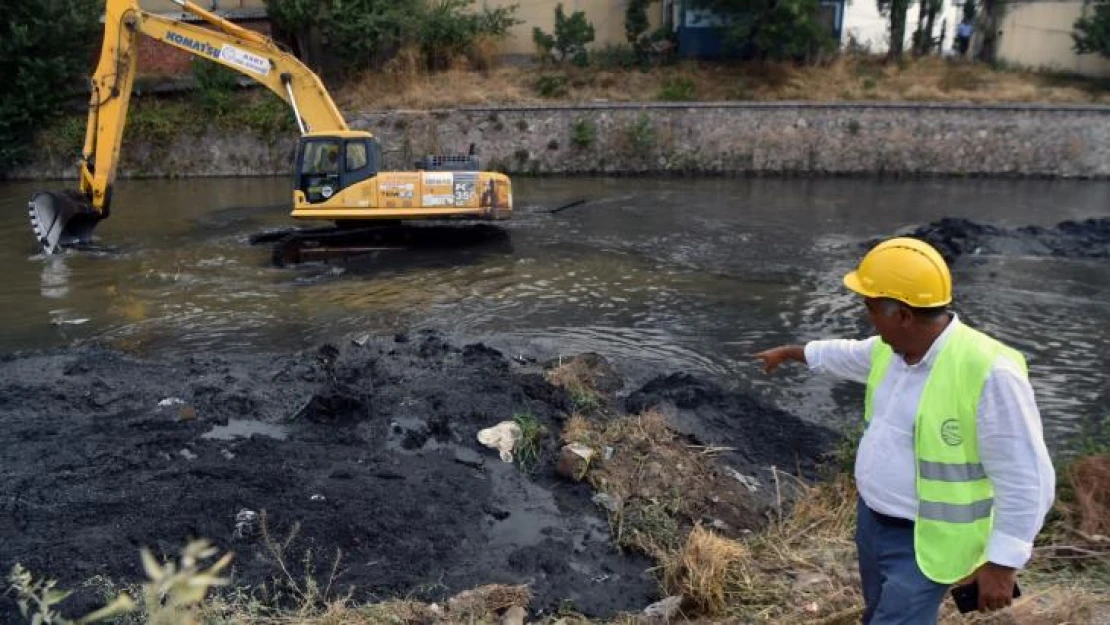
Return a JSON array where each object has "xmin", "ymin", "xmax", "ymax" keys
[
  {"xmin": 532, "ymin": 4, "xmax": 596, "ymax": 65},
  {"xmin": 1074, "ymin": 0, "xmax": 1110, "ymax": 58},
  {"xmin": 0, "ymin": 0, "xmax": 100, "ymax": 173},
  {"xmin": 693, "ymin": 0, "xmax": 834, "ymax": 61},
  {"xmin": 912, "ymin": 0, "xmax": 944, "ymax": 55},
  {"xmin": 877, "ymin": 0, "xmax": 912, "ymax": 60}
]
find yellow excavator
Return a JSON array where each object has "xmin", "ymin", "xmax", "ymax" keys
[{"xmin": 29, "ymin": 0, "xmax": 512, "ymax": 254}]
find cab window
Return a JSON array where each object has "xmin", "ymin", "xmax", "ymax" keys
[
  {"xmin": 301, "ymin": 141, "xmax": 341, "ymax": 175},
  {"xmin": 346, "ymin": 142, "xmax": 368, "ymax": 171}
]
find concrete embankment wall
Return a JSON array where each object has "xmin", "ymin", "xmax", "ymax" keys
[{"xmin": 13, "ymin": 102, "xmax": 1110, "ymax": 179}]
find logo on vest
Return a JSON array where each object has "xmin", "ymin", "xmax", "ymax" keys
[{"xmin": 940, "ymin": 419, "xmax": 963, "ymax": 446}]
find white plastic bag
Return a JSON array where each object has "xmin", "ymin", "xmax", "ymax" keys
[{"xmin": 477, "ymin": 421, "xmax": 522, "ymax": 462}]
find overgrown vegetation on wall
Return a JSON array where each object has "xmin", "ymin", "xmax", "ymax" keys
[
  {"xmin": 265, "ymin": 0, "xmax": 520, "ymax": 74},
  {"xmin": 0, "ymin": 0, "xmax": 101, "ymax": 174}
]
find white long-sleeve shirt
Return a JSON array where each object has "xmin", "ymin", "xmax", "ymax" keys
[{"xmin": 805, "ymin": 315, "xmax": 1055, "ymax": 569}]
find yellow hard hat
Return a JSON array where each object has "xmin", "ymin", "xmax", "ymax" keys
[{"xmin": 843, "ymin": 237, "xmax": 952, "ymax": 307}]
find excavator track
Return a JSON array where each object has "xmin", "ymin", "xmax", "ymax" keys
[
  {"xmin": 28, "ymin": 191, "xmax": 102, "ymax": 254},
  {"xmin": 252, "ymin": 223, "xmax": 512, "ymax": 267}
]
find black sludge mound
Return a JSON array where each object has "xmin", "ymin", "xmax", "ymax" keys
[
  {"xmin": 0, "ymin": 331, "xmax": 655, "ymax": 621},
  {"xmin": 627, "ymin": 372, "xmax": 838, "ymax": 478},
  {"xmin": 885, "ymin": 217, "xmax": 1110, "ymax": 262}
]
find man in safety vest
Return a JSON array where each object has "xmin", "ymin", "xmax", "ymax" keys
[{"xmin": 755, "ymin": 237, "xmax": 1055, "ymax": 624}]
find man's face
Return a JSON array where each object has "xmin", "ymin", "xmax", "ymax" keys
[{"xmin": 863, "ymin": 298, "xmax": 909, "ymax": 350}]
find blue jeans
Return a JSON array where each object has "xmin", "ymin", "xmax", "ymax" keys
[{"xmin": 856, "ymin": 499, "xmax": 949, "ymax": 625}]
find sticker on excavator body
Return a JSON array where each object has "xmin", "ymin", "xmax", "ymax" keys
[
  {"xmin": 219, "ymin": 44, "xmax": 270, "ymax": 76},
  {"xmin": 422, "ymin": 172, "xmax": 455, "ymax": 207}
]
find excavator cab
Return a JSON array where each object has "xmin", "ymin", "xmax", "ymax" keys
[{"xmin": 295, "ymin": 133, "xmax": 382, "ymax": 204}]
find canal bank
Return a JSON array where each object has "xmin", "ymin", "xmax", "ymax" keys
[{"xmin": 8, "ymin": 101, "xmax": 1110, "ymax": 180}]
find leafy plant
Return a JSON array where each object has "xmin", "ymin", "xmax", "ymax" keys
[
  {"xmin": 192, "ymin": 57, "xmax": 240, "ymax": 115},
  {"xmin": 7, "ymin": 540, "xmax": 229, "ymax": 625},
  {"xmin": 532, "ymin": 4, "xmax": 596, "ymax": 64},
  {"xmin": 534, "ymin": 73, "xmax": 569, "ymax": 98},
  {"xmin": 592, "ymin": 43, "xmax": 639, "ymax": 69},
  {"xmin": 570, "ymin": 118, "xmax": 597, "ymax": 148},
  {"xmin": 266, "ymin": 0, "xmax": 520, "ymax": 72},
  {"xmin": 625, "ymin": 0, "xmax": 655, "ymax": 46},
  {"xmin": 1074, "ymin": 0, "xmax": 1110, "ymax": 58},
  {"xmin": 626, "ymin": 113, "xmax": 656, "ymax": 152},
  {"xmin": 657, "ymin": 77, "xmax": 696, "ymax": 101},
  {"xmin": 513, "ymin": 411, "xmax": 544, "ymax": 473},
  {"xmin": 0, "ymin": 0, "xmax": 101, "ymax": 172}
]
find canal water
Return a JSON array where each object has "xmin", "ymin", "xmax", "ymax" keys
[{"xmin": 1, "ymin": 176, "xmax": 1107, "ymax": 450}]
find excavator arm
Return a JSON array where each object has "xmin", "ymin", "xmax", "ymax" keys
[{"xmin": 30, "ymin": 0, "xmax": 349, "ymax": 253}]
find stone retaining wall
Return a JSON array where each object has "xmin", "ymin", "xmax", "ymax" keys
[{"xmin": 12, "ymin": 102, "xmax": 1110, "ymax": 179}]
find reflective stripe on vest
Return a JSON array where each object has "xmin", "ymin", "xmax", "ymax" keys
[{"xmin": 864, "ymin": 323, "xmax": 1027, "ymax": 583}]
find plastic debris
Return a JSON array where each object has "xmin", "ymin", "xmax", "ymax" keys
[
  {"xmin": 477, "ymin": 421, "xmax": 522, "ymax": 462},
  {"xmin": 158, "ymin": 397, "xmax": 185, "ymax": 407},
  {"xmin": 724, "ymin": 466, "xmax": 761, "ymax": 492},
  {"xmin": 234, "ymin": 509, "xmax": 258, "ymax": 539}
]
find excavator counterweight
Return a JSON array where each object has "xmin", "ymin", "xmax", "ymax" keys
[{"xmin": 29, "ymin": 0, "xmax": 511, "ymax": 254}]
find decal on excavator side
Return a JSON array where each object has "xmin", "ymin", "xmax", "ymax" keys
[
  {"xmin": 219, "ymin": 44, "xmax": 271, "ymax": 76},
  {"xmin": 164, "ymin": 31, "xmax": 221, "ymax": 59}
]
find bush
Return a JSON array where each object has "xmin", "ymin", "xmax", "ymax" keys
[
  {"xmin": 657, "ymin": 77, "xmax": 696, "ymax": 101},
  {"xmin": 626, "ymin": 113, "xmax": 656, "ymax": 152},
  {"xmin": 534, "ymin": 73, "xmax": 569, "ymax": 98},
  {"xmin": 1074, "ymin": 0, "xmax": 1110, "ymax": 58},
  {"xmin": 192, "ymin": 58, "xmax": 240, "ymax": 115},
  {"xmin": 532, "ymin": 3, "xmax": 596, "ymax": 64},
  {"xmin": 0, "ymin": 0, "xmax": 101, "ymax": 172},
  {"xmin": 266, "ymin": 0, "xmax": 521, "ymax": 73},
  {"xmin": 592, "ymin": 44, "xmax": 640, "ymax": 70},
  {"xmin": 570, "ymin": 118, "xmax": 596, "ymax": 148}
]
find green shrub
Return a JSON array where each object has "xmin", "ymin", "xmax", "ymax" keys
[
  {"xmin": 266, "ymin": 0, "xmax": 520, "ymax": 72},
  {"xmin": 0, "ymin": 0, "xmax": 100, "ymax": 172},
  {"xmin": 535, "ymin": 73, "xmax": 569, "ymax": 98},
  {"xmin": 1074, "ymin": 0, "xmax": 1110, "ymax": 58},
  {"xmin": 570, "ymin": 118, "xmax": 597, "ymax": 148},
  {"xmin": 192, "ymin": 57, "xmax": 240, "ymax": 115},
  {"xmin": 592, "ymin": 44, "xmax": 639, "ymax": 70},
  {"xmin": 513, "ymin": 412, "xmax": 544, "ymax": 473},
  {"xmin": 532, "ymin": 3, "xmax": 595, "ymax": 63},
  {"xmin": 657, "ymin": 77, "xmax": 696, "ymax": 101},
  {"xmin": 626, "ymin": 113, "xmax": 656, "ymax": 152}
]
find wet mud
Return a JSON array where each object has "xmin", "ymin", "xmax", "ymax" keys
[
  {"xmin": 884, "ymin": 217, "xmax": 1110, "ymax": 262},
  {"xmin": 0, "ymin": 331, "xmax": 831, "ymax": 621}
]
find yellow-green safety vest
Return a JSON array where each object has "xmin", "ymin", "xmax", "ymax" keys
[{"xmin": 863, "ymin": 323, "xmax": 1027, "ymax": 584}]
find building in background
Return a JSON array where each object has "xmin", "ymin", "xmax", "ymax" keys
[
  {"xmin": 995, "ymin": 1, "xmax": 1110, "ymax": 77},
  {"xmin": 482, "ymin": 0, "xmax": 665, "ymax": 57}
]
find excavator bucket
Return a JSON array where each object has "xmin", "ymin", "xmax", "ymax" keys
[{"xmin": 28, "ymin": 191, "xmax": 102, "ymax": 254}]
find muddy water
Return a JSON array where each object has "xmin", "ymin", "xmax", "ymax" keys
[{"xmin": 2, "ymin": 177, "xmax": 1108, "ymax": 449}]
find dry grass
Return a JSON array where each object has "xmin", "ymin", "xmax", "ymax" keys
[
  {"xmin": 561, "ymin": 409, "xmax": 764, "ymax": 558},
  {"xmin": 333, "ymin": 55, "xmax": 1110, "ymax": 111},
  {"xmin": 1066, "ymin": 455, "xmax": 1110, "ymax": 537},
  {"xmin": 662, "ymin": 525, "xmax": 750, "ymax": 615},
  {"xmin": 198, "ymin": 584, "xmax": 532, "ymax": 624},
  {"xmin": 546, "ymin": 356, "xmax": 606, "ymax": 413}
]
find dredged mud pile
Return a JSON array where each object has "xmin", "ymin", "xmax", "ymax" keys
[
  {"xmin": 885, "ymin": 217, "xmax": 1110, "ymax": 261},
  {"xmin": 0, "ymin": 331, "xmax": 833, "ymax": 621}
]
